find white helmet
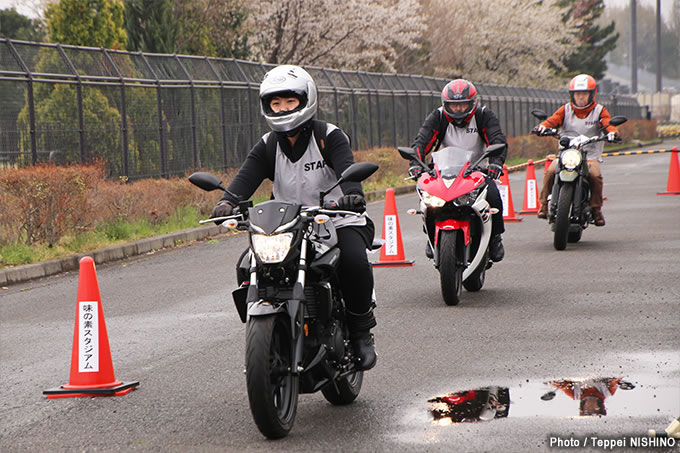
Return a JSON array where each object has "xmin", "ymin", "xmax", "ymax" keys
[{"xmin": 259, "ymin": 65, "xmax": 318, "ymax": 133}]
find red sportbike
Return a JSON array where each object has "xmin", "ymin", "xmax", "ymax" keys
[{"xmin": 398, "ymin": 144, "xmax": 505, "ymax": 306}]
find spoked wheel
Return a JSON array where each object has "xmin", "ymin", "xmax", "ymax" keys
[
  {"xmin": 553, "ymin": 184, "xmax": 574, "ymax": 251},
  {"xmin": 439, "ymin": 230, "xmax": 463, "ymax": 305},
  {"xmin": 245, "ymin": 315, "xmax": 299, "ymax": 439},
  {"xmin": 463, "ymin": 248, "xmax": 488, "ymax": 292},
  {"xmin": 321, "ymin": 370, "xmax": 364, "ymax": 405}
]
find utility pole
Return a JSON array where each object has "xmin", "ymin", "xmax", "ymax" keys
[
  {"xmin": 656, "ymin": 0, "xmax": 662, "ymax": 92},
  {"xmin": 630, "ymin": 0, "xmax": 638, "ymax": 93}
]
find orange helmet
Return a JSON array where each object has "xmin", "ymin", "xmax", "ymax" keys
[{"xmin": 568, "ymin": 74, "xmax": 597, "ymax": 110}]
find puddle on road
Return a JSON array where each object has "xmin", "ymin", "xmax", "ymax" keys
[{"xmin": 426, "ymin": 376, "xmax": 678, "ymax": 424}]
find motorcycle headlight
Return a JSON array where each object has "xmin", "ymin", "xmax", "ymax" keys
[
  {"xmin": 251, "ymin": 232, "xmax": 294, "ymax": 263},
  {"xmin": 453, "ymin": 187, "xmax": 481, "ymax": 206},
  {"xmin": 560, "ymin": 149, "xmax": 582, "ymax": 170},
  {"xmin": 421, "ymin": 191, "xmax": 446, "ymax": 208}
]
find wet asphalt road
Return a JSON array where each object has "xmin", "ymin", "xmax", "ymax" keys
[{"xmin": 1, "ymin": 142, "xmax": 679, "ymax": 452}]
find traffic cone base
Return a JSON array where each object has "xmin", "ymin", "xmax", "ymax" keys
[
  {"xmin": 44, "ymin": 381, "xmax": 139, "ymax": 399},
  {"xmin": 657, "ymin": 148, "xmax": 680, "ymax": 195},
  {"xmin": 519, "ymin": 159, "xmax": 540, "ymax": 214},
  {"xmin": 372, "ymin": 188, "xmax": 414, "ymax": 267},
  {"xmin": 498, "ymin": 164, "xmax": 522, "ymax": 222},
  {"xmin": 43, "ymin": 256, "xmax": 139, "ymax": 398}
]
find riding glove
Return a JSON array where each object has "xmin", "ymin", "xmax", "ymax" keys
[
  {"xmin": 607, "ymin": 131, "xmax": 620, "ymax": 143},
  {"xmin": 211, "ymin": 200, "xmax": 235, "ymax": 224},
  {"xmin": 486, "ymin": 163, "xmax": 503, "ymax": 180},
  {"xmin": 535, "ymin": 124, "xmax": 547, "ymax": 135},
  {"xmin": 335, "ymin": 193, "xmax": 366, "ymax": 213}
]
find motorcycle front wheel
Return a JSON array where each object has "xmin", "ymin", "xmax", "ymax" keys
[
  {"xmin": 322, "ymin": 370, "xmax": 363, "ymax": 405},
  {"xmin": 439, "ymin": 230, "xmax": 463, "ymax": 305},
  {"xmin": 245, "ymin": 315, "xmax": 299, "ymax": 439},
  {"xmin": 463, "ymin": 248, "xmax": 488, "ymax": 292},
  {"xmin": 553, "ymin": 184, "xmax": 574, "ymax": 251}
]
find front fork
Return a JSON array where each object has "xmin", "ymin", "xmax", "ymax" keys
[{"xmin": 245, "ymin": 236, "xmax": 308, "ymax": 376}]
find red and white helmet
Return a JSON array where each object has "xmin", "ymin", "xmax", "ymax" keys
[
  {"xmin": 441, "ymin": 79, "xmax": 478, "ymax": 127},
  {"xmin": 568, "ymin": 74, "xmax": 597, "ymax": 110}
]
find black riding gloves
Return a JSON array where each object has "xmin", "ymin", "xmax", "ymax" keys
[
  {"xmin": 486, "ymin": 163, "xmax": 503, "ymax": 180},
  {"xmin": 335, "ymin": 193, "xmax": 366, "ymax": 213},
  {"xmin": 211, "ymin": 200, "xmax": 235, "ymax": 224}
]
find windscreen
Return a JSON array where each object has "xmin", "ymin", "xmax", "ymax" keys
[{"xmin": 431, "ymin": 147, "xmax": 473, "ymax": 179}]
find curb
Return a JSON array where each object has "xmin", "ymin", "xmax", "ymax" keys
[{"xmin": 1, "ymin": 224, "xmax": 223, "ymax": 287}]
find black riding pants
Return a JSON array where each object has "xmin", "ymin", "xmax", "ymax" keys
[
  {"xmin": 336, "ymin": 221, "xmax": 375, "ymax": 316},
  {"xmin": 485, "ymin": 176, "xmax": 505, "ymax": 236}
]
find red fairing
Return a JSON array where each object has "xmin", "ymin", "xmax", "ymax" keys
[
  {"xmin": 417, "ymin": 162, "xmax": 486, "ymax": 202},
  {"xmin": 435, "ymin": 219, "xmax": 470, "ymax": 246}
]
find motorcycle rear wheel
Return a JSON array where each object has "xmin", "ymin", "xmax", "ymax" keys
[
  {"xmin": 463, "ymin": 249, "xmax": 488, "ymax": 292},
  {"xmin": 553, "ymin": 184, "xmax": 574, "ymax": 251},
  {"xmin": 321, "ymin": 370, "xmax": 364, "ymax": 405},
  {"xmin": 246, "ymin": 315, "xmax": 299, "ymax": 439},
  {"xmin": 439, "ymin": 230, "xmax": 463, "ymax": 305}
]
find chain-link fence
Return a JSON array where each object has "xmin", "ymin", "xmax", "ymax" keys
[{"xmin": 0, "ymin": 38, "xmax": 645, "ymax": 179}]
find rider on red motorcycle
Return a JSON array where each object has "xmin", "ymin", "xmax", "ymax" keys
[{"xmin": 411, "ymin": 79, "xmax": 507, "ymax": 262}]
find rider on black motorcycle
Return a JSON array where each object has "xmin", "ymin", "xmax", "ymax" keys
[
  {"xmin": 410, "ymin": 79, "xmax": 508, "ymax": 262},
  {"xmin": 211, "ymin": 65, "xmax": 377, "ymax": 370},
  {"xmin": 534, "ymin": 74, "xmax": 621, "ymax": 226}
]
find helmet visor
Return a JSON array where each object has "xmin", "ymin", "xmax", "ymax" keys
[
  {"xmin": 444, "ymin": 100, "xmax": 474, "ymax": 119},
  {"xmin": 261, "ymin": 90, "xmax": 308, "ymax": 116}
]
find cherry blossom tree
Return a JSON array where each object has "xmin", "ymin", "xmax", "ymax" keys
[
  {"xmin": 246, "ymin": 0, "xmax": 423, "ymax": 71},
  {"xmin": 423, "ymin": 0, "xmax": 578, "ymax": 87}
]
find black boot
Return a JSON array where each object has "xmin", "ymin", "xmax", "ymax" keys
[
  {"xmin": 425, "ymin": 241, "xmax": 434, "ymax": 259},
  {"xmin": 346, "ymin": 309, "xmax": 377, "ymax": 371},
  {"xmin": 489, "ymin": 234, "xmax": 505, "ymax": 262},
  {"xmin": 350, "ymin": 332, "xmax": 377, "ymax": 371}
]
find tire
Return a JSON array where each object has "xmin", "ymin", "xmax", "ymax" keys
[
  {"xmin": 463, "ymin": 249, "xmax": 488, "ymax": 292},
  {"xmin": 321, "ymin": 370, "xmax": 364, "ymax": 405},
  {"xmin": 553, "ymin": 184, "xmax": 574, "ymax": 251},
  {"xmin": 245, "ymin": 315, "xmax": 299, "ymax": 439},
  {"xmin": 568, "ymin": 229, "xmax": 582, "ymax": 243},
  {"xmin": 439, "ymin": 230, "xmax": 463, "ymax": 305}
]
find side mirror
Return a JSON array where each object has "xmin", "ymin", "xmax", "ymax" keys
[
  {"xmin": 484, "ymin": 143, "xmax": 506, "ymax": 158},
  {"xmin": 397, "ymin": 146, "xmax": 417, "ymax": 161},
  {"xmin": 189, "ymin": 172, "xmax": 226, "ymax": 192},
  {"xmin": 339, "ymin": 162, "xmax": 379, "ymax": 183},
  {"xmin": 531, "ymin": 109, "xmax": 548, "ymax": 121},
  {"xmin": 609, "ymin": 116, "xmax": 628, "ymax": 127}
]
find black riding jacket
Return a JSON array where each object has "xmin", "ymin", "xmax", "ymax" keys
[{"xmin": 412, "ymin": 106, "xmax": 508, "ymax": 166}]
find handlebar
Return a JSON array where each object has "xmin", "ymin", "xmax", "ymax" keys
[{"xmin": 199, "ymin": 205, "xmax": 362, "ymax": 227}]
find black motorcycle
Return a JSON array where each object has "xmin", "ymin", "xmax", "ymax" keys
[
  {"xmin": 531, "ymin": 109, "xmax": 627, "ymax": 250},
  {"xmin": 189, "ymin": 162, "xmax": 379, "ymax": 439}
]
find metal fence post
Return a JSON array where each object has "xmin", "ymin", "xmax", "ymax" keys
[
  {"xmin": 56, "ymin": 44, "xmax": 85, "ymax": 163},
  {"xmin": 206, "ymin": 58, "xmax": 229, "ymax": 169},
  {"xmin": 103, "ymin": 49, "xmax": 129, "ymax": 177},
  {"xmin": 6, "ymin": 39, "xmax": 37, "ymax": 164},
  {"xmin": 175, "ymin": 55, "xmax": 198, "ymax": 169},
  {"xmin": 139, "ymin": 52, "xmax": 167, "ymax": 177}
]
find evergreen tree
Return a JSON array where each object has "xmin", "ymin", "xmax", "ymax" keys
[
  {"xmin": 0, "ymin": 7, "xmax": 45, "ymax": 41},
  {"xmin": 46, "ymin": 0, "xmax": 127, "ymax": 49},
  {"xmin": 124, "ymin": 0, "xmax": 178, "ymax": 54},
  {"xmin": 557, "ymin": 0, "xmax": 618, "ymax": 79}
]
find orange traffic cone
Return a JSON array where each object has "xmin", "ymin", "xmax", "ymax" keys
[
  {"xmin": 43, "ymin": 256, "xmax": 139, "ymax": 398},
  {"xmin": 519, "ymin": 159, "xmax": 540, "ymax": 214},
  {"xmin": 372, "ymin": 188, "xmax": 414, "ymax": 267},
  {"xmin": 657, "ymin": 147, "xmax": 680, "ymax": 195},
  {"xmin": 497, "ymin": 164, "xmax": 521, "ymax": 222}
]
